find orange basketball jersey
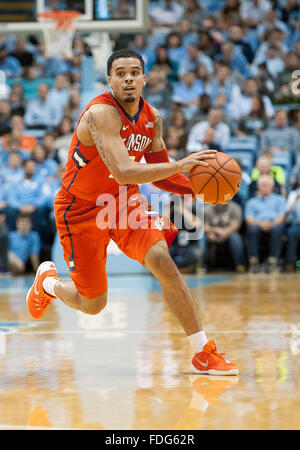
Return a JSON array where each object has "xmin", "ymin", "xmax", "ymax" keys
[{"xmin": 62, "ymin": 91, "xmax": 156, "ymax": 203}]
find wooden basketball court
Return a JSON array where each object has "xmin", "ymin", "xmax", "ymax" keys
[{"xmin": 0, "ymin": 272, "xmax": 300, "ymax": 430}]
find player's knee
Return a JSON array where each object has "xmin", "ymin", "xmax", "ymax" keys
[
  {"xmin": 145, "ymin": 241, "xmax": 178, "ymax": 281},
  {"xmin": 80, "ymin": 292, "xmax": 107, "ymax": 315}
]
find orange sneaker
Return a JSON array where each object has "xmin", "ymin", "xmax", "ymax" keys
[
  {"xmin": 28, "ymin": 405, "xmax": 52, "ymax": 428},
  {"xmin": 26, "ymin": 261, "xmax": 58, "ymax": 320},
  {"xmin": 190, "ymin": 340, "xmax": 239, "ymax": 376}
]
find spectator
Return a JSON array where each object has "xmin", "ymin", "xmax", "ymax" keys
[
  {"xmin": 206, "ymin": 61, "xmax": 242, "ymax": 105},
  {"xmin": 32, "ymin": 144, "xmax": 58, "ymax": 180},
  {"xmin": 189, "ymin": 92, "xmax": 211, "ymax": 125},
  {"xmin": 240, "ymin": 0, "xmax": 272, "ymax": 27},
  {"xmin": 0, "ymin": 210, "xmax": 9, "ymax": 277},
  {"xmin": 280, "ymin": 0, "xmax": 300, "ymax": 24},
  {"xmin": 187, "ymin": 107, "xmax": 230, "ymax": 152},
  {"xmin": 0, "ymin": 100, "xmax": 11, "ymax": 136},
  {"xmin": 42, "ymin": 133, "xmax": 60, "ymax": 163},
  {"xmin": 175, "ymin": 19, "xmax": 198, "ymax": 49},
  {"xmin": 232, "ymin": 158, "xmax": 252, "ymax": 208},
  {"xmin": 150, "ymin": 0, "xmax": 184, "ymax": 33},
  {"xmin": 183, "ymin": 0, "xmax": 205, "ymax": 30},
  {"xmin": 197, "ymin": 30, "xmax": 215, "ymax": 59},
  {"xmin": 294, "ymin": 40, "xmax": 300, "ymax": 60},
  {"xmin": 255, "ymin": 62, "xmax": 276, "ymax": 98},
  {"xmin": 286, "ymin": 171, "xmax": 300, "ymax": 270},
  {"xmin": 9, "ymin": 36, "xmax": 34, "ymax": 69},
  {"xmin": 215, "ymin": 41, "xmax": 252, "ymax": 78},
  {"xmin": 143, "ymin": 69, "xmax": 173, "ymax": 118},
  {"xmin": 178, "ymin": 43, "xmax": 213, "ymax": 77},
  {"xmin": 149, "ymin": 45, "xmax": 179, "ymax": 82},
  {"xmin": 8, "ymin": 87, "xmax": 25, "ymax": 116},
  {"xmin": 260, "ymin": 109, "xmax": 299, "ymax": 163},
  {"xmin": 53, "ymin": 116, "xmax": 74, "ymax": 164},
  {"xmin": 47, "ymin": 74, "xmax": 70, "ymax": 110},
  {"xmin": 68, "ymin": 54, "xmax": 82, "ymax": 86},
  {"xmin": 204, "ymin": 201, "xmax": 245, "ymax": 272},
  {"xmin": 195, "ymin": 63, "xmax": 211, "ymax": 92},
  {"xmin": 245, "ymin": 174, "xmax": 286, "ymax": 273},
  {"xmin": 164, "ymin": 109, "xmax": 188, "ymax": 149},
  {"xmin": 130, "ymin": 34, "xmax": 156, "ymax": 72},
  {"xmin": 289, "ymin": 17, "xmax": 300, "ymax": 50},
  {"xmin": 42, "ymin": 163, "xmax": 65, "ymax": 235},
  {"xmin": 257, "ymin": 10, "xmax": 290, "ymax": 43},
  {"xmin": 168, "ymin": 195, "xmax": 204, "ymax": 273},
  {"xmin": 8, "ymin": 214, "xmax": 40, "ymax": 274},
  {"xmin": 253, "ymin": 28, "xmax": 288, "ymax": 68},
  {"xmin": 228, "ymin": 24, "xmax": 254, "ymax": 63},
  {"xmin": 63, "ymin": 88, "xmax": 81, "ymax": 129},
  {"xmin": 0, "ymin": 134, "xmax": 29, "ymax": 166},
  {"xmin": 276, "ymin": 52, "xmax": 299, "ymax": 90},
  {"xmin": 249, "ymin": 152, "xmax": 286, "ymax": 197},
  {"xmin": 198, "ymin": 127, "xmax": 223, "ymax": 151},
  {"xmin": 166, "ymin": 32, "xmax": 186, "ymax": 64},
  {"xmin": 171, "ymin": 71, "xmax": 204, "ymax": 119},
  {"xmin": 164, "ymin": 132, "xmax": 185, "ymax": 160},
  {"xmin": 5, "ymin": 159, "xmax": 48, "ymax": 233},
  {"xmin": 1, "ymin": 115, "xmax": 37, "ymax": 153},
  {"xmin": 214, "ymin": 92, "xmax": 233, "ymax": 124},
  {"xmin": 0, "ymin": 43, "xmax": 21, "ymax": 78},
  {"xmin": 292, "ymin": 110, "xmax": 300, "ymax": 144},
  {"xmin": 24, "ymin": 83, "xmax": 63, "ymax": 130},
  {"xmin": 17, "ymin": 65, "xmax": 52, "ymax": 101},
  {"xmin": 229, "ymin": 77, "xmax": 274, "ymax": 120},
  {"xmin": 264, "ymin": 44, "xmax": 285, "ymax": 78},
  {"xmin": 236, "ymin": 95, "xmax": 269, "ymax": 136},
  {"xmin": 72, "ymin": 36, "xmax": 92, "ymax": 57},
  {"xmin": 0, "ymin": 178, "xmax": 9, "ymax": 211},
  {"xmin": 0, "ymin": 152, "xmax": 24, "ymax": 185}
]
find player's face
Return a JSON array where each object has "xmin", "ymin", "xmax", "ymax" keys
[{"xmin": 108, "ymin": 58, "xmax": 146, "ymax": 104}]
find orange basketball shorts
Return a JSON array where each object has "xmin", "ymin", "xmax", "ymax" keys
[{"xmin": 54, "ymin": 185, "xmax": 178, "ymax": 299}]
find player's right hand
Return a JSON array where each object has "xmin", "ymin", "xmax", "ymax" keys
[{"xmin": 179, "ymin": 150, "xmax": 217, "ymax": 173}]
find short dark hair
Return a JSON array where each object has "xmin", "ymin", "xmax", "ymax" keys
[{"xmin": 107, "ymin": 49, "xmax": 145, "ymax": 75}]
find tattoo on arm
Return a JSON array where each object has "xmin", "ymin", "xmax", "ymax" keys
[
  {"xmin": 154, "ymin": 109, "xmax": 166, "ymax": 151},
  {"xmin": 87, "ymin": 111, "xmax": 107, "ymax": 164}
]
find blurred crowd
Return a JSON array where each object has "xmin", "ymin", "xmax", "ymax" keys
[{"xmin": 0, "ymin": 0, "xmax": 300, "ymax": 277}]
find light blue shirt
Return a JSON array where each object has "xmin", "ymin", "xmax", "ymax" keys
[
  {"xmin": 7, "ymin": 178, "xmax": 47, "ymax": 209},
  {"xmin": 9, "ymin": 230, "xmax": 41, "ymax": 263},
  {"xmin": 0, "ymin": 55, "xmax": 21, "ymax": 78},
  {"xmin": 24, "ymin": 95, "xmax": 63, "ymax": 128},
  {"xmin": 35, "ymin": 159, "xmax": 58, "ymax": 180},
  {"xmin": 178, "ymin": 53, "xmax": 214, "ymax": 76},
  {"xmin": 0, "ymin": 167, "xmax": 24, "ymax": 185},
  {"xmin": 245, "ymin": 193, "xmax": 286, "ymax": 222},
  {"xmin": 172, "ymin": 79, "xmax": 203, "ymax": 104}
]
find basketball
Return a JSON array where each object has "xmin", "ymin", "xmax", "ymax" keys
[{"xmin": 189, "ymin": 151, "xmax": 242, "ymax": 204}]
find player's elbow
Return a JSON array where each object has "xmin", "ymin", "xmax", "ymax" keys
[
  {"xmin": 112, "ymin": 168, "xmax": 129, "ymax": 185},
  {"xmin": 113, "ymin": 164, "xmax": 136, "ymax": 185}
]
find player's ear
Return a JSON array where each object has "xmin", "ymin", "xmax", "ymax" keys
[
  {"xmin": 142, "ymin": 74, "xmax": 146, "ymax": 86},
  {"xmin": 108, "ymin": 76, "xmax": 112, "ymax": 88}
]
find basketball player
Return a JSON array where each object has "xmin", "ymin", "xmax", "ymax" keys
[{"xmin": 26, "ymin": 49, "xmax": 238, "ymax": 375}]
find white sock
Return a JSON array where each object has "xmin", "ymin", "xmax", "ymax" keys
[
  {"xmin": 188, "ymin": 330, "xmax": 208, "ymax": 353},
  {"xmin": 42, "ymin": 277, "xmax": 58, "ymax": 297}
]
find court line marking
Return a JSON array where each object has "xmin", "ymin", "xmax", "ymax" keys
[{"xmin": 12, "ymin": 329, "xmax": 296, "ymax": 335}]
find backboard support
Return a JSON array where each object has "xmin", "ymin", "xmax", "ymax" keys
[{"xmin": 0, "ymin": 0, "xmax": 148, "ymax": 34}]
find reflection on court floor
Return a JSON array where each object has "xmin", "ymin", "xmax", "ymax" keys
[{"xmin": 0, "ymin": 273, "xmax": 300, "ymax": 430}]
